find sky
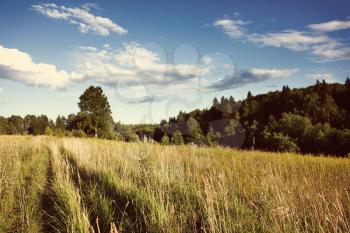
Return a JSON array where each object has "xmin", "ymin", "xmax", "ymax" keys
[{"xmin": 0, "ymin": 0, "xmax": 350, "ymax": 124}]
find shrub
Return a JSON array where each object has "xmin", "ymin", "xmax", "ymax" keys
[
  {"xmin": 161, "ymin": 135, "xmax": 170, "ymax": 145},
  {"xmin": 44, "ymin": 127, "xmax": 53, "ymax": 136},
  {"xmin": 127, "ymin": 133, "xmax": 140, "ymax": 142},
  {"xmin": 171, "ymin": 130, "xmax": 184, "ymax": 145},
  {"xmin": 72, "ymin": 129, "xmax": 87, "ymax": 138}
]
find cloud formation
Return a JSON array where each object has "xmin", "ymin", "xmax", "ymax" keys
[
  {"xmin": 213, "ymin": 18, "xmax": 249, "ymax": 39},
  {"xmin": 0, "ymin": 44, "xmax": 76, "ymax": 89},
  {"xmin": 308, "ymin": 19, "xmax": 350, "ymax": 32},
  {"xmin": 73, "ymin": 42, "xmax": 209, "ymax": 87},
  {"xmin": 0, "ymin": 43, "xmax": 210, "ymax": 91},
  {"xmin": 0, "ymin": 42, "xmax": 297, "ymax": 93},
  {"xmin": 247, "ymin": 30, "xmax": 350, "ymax": 60},
  {"xmin": 209, "ymin": 68, "xmax": 297, "ymax": 90},
  {"xmin": 214, "ymin": 17, "xmax": 350, "ymax": 61},
  {"xmin": 32, "ymin": 3, "xmax": 127, "ymax": 36}
]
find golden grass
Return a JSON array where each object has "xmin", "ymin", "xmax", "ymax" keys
[{"xmin": 0, "ymin": 136, "xmax": 349, "ymax": 232}]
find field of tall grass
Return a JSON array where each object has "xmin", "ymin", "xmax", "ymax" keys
[{"xmin": 0, "ymin": 136, "xmax": 349, "ymax": 233}]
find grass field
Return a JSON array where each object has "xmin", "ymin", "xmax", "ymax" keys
[{"xmin": 0, "ymin": 136, "xmax": 349, "ymax": 233}]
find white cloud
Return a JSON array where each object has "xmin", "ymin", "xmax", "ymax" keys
[
  {"xmin": 247, "ymin": 30, "xmax": 327, "ymax": 51},
  {"xmin": 73, "ymin": 42, "xmax": 209, "ymax": 87},
  {"xmin": 32, "ymin": 3, "xmax": 127, "ymax": 36},
  {"xmin": 0, "ymin": 42, "xmax": 212, "ymax": 93},
  {"xmin": 213, "ymin": 18, "xmax": 249, "ymax": 39},
  {"xmin": 0, "ymin": 88, "xmax": 2, "ymax": 93},
  {"xmin": 0, "ymin": 42, "xmax": 298, "ymax": 95},
  {"xmin": 308, "ymin": 19, "xmax": 350, "ymax": 32},
  {"xmin": 247, "ymin": 30, "xmax": 350, "ymax": 60},
  {"xmin": 249, "ymin": 68, "xmax": 298, "ymax": 78},
  {"xmin": 214, "ymin": 17, "xmax": 350, "ymax": 61},
  {"xmin": 0, "ymin": 44, "xmax": 75, "ymax": 89},
  {"xmin": 103, "ymin": 44, "xmax": 111, "ymax": 49},
  {"xmin": 306, "ymin": 73, "xmax": 335, "ymax": 83},
  {"xmin": 209, "ymin": 68, "xmax": 298, "ymax": 90},
  {"xmin": 78, "ymin": 46, "xmax": 98, "ymax": 52}
]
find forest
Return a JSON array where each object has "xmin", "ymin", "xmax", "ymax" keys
[{"xmin": 1, "ymin": 78, "xmax": 350, "ymax": 157}]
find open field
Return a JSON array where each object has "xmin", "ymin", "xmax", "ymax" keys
[{"xmin": 0, "ymin": 136, "xmax": 349, "ymax": 233}]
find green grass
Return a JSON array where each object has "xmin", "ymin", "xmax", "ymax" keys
[
  {"xmin": 0, "ymin": 136, "xmax": 349, "ymax": 232},
  {"xmin": 0, "ymin": 136, "xmax": 49, "ymax": 233}
]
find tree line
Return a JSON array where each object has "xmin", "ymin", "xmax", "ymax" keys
[
  {"xmin": 1, "ymin": 78, "xmax": 350, "ymax": 157},
  {"xmin": 154, "ymin": 78, "xmax": 350, "ymax": 157}
]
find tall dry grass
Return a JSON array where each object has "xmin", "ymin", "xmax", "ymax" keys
[
  {"xmin": 62, "ymin": 138, "xmax": 350, "ymax": 233},
  {"xmin": 0, "ymin": 136, "xmax": 349, "ymax": 232}
]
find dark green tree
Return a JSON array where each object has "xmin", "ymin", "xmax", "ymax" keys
[
  {"xmin": 186, "ymin": 117, "xmax": 204, "ymax": 144},
  {"xmin": 247, "ymin": 91, "xmax": 253, "ymax": 99},
  {"xmin": 0, "ymin": 117, "xmax": 8, "ymax": 134},
  {"xmin": 78, "ymin": 86, "xmax": 112, "ymax": 137},
  {"xmin": 7, "ymin": 115, "xmax": 24, "ymax": 134},
  {"xmin": 26, "ymin": 115, "xmax": 49, "ymax": 135},
  {"xmin": 55, "ymin": 115, "xmax": 66, "ymax": 130},
  {"xmin": 345, "ymin": 77, "xmax": 350, "ymax": 91}
]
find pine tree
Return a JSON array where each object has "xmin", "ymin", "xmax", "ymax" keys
[
  {"xmin": 346, "ymin": 77, "xmax": 350, "ymax": 89},
  {"xmin": 212, "ymin": 97, "xmax": 219, "ymax": 107},
  {"xmin": 247, "ymin": 91, "xmax": 253, "ymax": 99}
]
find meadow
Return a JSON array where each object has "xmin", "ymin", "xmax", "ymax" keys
[{"xmin": 0, "ymin": 136, "xmax": 349, "ymax": 233}]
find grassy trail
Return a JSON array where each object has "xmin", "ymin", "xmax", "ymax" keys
[{"xmin": 0, "ymin": 137, "xmax": 49, "ymax": 233}]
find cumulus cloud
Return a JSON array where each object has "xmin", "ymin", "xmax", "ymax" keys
[
  {"xmin": 308, "ymin": 19, "xmax": 350, "ymax": 32},
  {"xmin": 0, "ymin": 42, "xmax": 211, "ymax": 92},
  {"xmin": 0, "ymin": 44, "xmax": 75, "ymax": 89},
  {"xmin": 73, "ymin": 42, "xmax": 209, "ymax": 87},
  {"xmin": 213, "ymin": 18, "xmax": 249, "ymax": 39},
  {"xmin": 214, "ymin": 17, "xmax": 350, "ymax": 61},
  {"xmin": 0, "ymin": 42, "xmax": 297, "ymax": 94},
  {"xmin": 32, "ymin": 3, "xmax": 127, "ymax": 36},
  {"xmin": 306, "ymin": 73, "xmax": 335, "ymax": 83},
  {"xmin": 209, "ymin": 68, "xmax": 298, "ymax": 90}
]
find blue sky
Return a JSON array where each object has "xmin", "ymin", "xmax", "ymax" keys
[{"xmin": 0, "ymin": 0, "xmax": 350, "ymax": 123}]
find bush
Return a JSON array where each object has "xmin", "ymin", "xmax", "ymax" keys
[
  {"xmin": 262, "ymin": 130, "xmax": 300, "ymax": 153},
  {"xmin": 171, "ymin": 130, "xmax": 184, "ymax": 145},
  {"xmin": 44, "ymin": 127, "xmax": 53, "ymax": 136},
  {"xmin": 161, "ymin": 135, "xmax": 170, "ymax": 145},
  {"xmin": 270, "ymin": 133, "xmax": 300, "ymax": 153},
  {"xmin": 127, "ymin": 133, "xmax": 140, "ymax": 142},
  {"xmin": 72, "ymin": 129, "xmax": 87, "ymax": 138},
  {"xmin": 114, "ymin": 132, "xmax": 123, "ymax": 141},
  {"xmin": 53, "ymin": 128, "xmax": 66, "ymax": 137}
]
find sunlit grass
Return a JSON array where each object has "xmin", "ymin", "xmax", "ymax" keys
[{"xmin": 0, "ymin": 136, "xmax": 349, "ymax": 232}]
